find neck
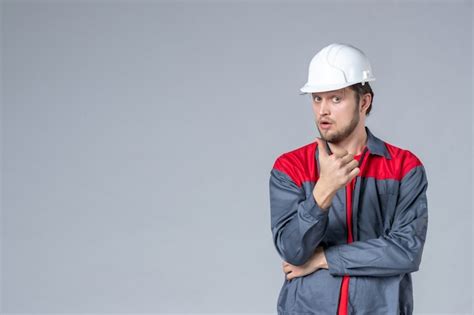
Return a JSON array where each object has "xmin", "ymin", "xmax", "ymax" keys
[{"xmin": 328, "ymin": 126, "xmax": 368, "ymax": 156}]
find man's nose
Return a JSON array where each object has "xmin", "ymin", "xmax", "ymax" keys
[{"xmin": 319, "ymin": 99, "xmax": 330, "ymax": 115}]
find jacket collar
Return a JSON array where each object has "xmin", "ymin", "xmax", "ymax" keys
[{"xmin": 365, "ymin": 126, "xmax": 391, "ymax": 159}]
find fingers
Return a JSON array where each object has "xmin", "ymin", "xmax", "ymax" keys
[
  {"xmin": 337, "ymin": 154, "xmax": 360, "ymax": 181},
  {"xmin": 347, "ymin": 166, "xmax": 360, "ymax": 180},
  {"xmin": 282, "ymin": 264, "xmax": 291, "ymax": 278},
  {"xmin": 282, "ymin": 266, "xmax": 294, "ymax": 280},
  {"xmin": 344, "ymin": 159, "xmax": 359, "ymax": 174},
  {"xmin": 331, "ymin": 147, "xmax": 349, "ymax": 158},
  {"xmin": 339, "ymin": 152, "xmax": 355, "ymax": 165},
  {"xmin": 282, "ymin": 261, "xmax": 294, "ymax": 280}
]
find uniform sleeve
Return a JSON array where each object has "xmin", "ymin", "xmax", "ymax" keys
[
  {"xmin": 324, "ymin": 164, "xmax": 429, "ymax": 277},
  {"xmin": 269, "ymin": 166, "xmax": 329, "ymax": 266}
]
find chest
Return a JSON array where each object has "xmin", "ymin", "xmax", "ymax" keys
[{"xmin": 310, "ymin": 155, "xmax": 400, "ymax": 245}]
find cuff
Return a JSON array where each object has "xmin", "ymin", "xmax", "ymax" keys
[
  {"xmin": 300, "ymin": 192, "xmax": 330, "ymax": 220},
  {"xmin": 324, "ymin": 245, "xmax": 346, "ymax": 276}
]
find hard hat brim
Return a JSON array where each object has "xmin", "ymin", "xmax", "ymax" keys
[{"xmin": 299, "ymin": 78, "xmax": 376, "ymax": 95}]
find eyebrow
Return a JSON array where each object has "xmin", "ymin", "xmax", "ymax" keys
[{"xmin": 312, "ymin": 94, "xmax": 343, "ymax": 97}]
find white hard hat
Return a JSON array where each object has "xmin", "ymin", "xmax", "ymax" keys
[{"xmin": 299, "ymin": 43, "xmax": 376, "ymax": 95}]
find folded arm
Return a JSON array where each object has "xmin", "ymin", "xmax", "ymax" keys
[
  {"xmin": 324, "ymin": 164, "xmax": 429, "ymax": 277},
  {"xmin": 269, "ymin": 168, "xmax": 329, "ymax": 266}
]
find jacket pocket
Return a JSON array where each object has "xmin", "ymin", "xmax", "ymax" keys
[
  {"xmin": 379, "ymin": 192, "xmax": 398, "ymax": 233},
  {"xmin": 358, "ymin": 192, "xmax": 396, "ymax": 240}
]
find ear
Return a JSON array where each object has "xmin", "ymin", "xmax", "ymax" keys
[{"xmin": 360, "ymin": 93, "xmax": 371, "ymax": 114}]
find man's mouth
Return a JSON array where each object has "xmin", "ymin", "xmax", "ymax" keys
[{"xmin": 320, "ymin": 121, "xmax": 332, "ymax": 129}]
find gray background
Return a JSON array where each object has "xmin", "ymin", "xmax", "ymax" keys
[{"xmin": 1, "ymin": 0, "xmax": 473, "ymax": 314}]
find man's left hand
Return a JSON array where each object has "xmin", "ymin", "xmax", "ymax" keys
[{"xmin": 282, "ymin": 246, "xmax": 329, "ymax": 280}]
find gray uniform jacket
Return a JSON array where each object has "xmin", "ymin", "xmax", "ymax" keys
[{"xmin": 269, "ymin": 127, "xmax": 428, "ymax": 315}]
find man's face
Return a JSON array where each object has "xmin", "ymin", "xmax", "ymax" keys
[{"xmin": 311, "ymin": 87, "xmax": 360, "ymax": 143}]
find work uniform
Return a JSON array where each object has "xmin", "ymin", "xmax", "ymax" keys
[{"xmin": 269, "ymin": 126, "xmax": 428, "ymax": 315}]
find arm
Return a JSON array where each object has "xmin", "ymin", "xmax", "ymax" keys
[
  {"xmin": 324, "ymin": 164, "xmax": 429, "ymax": 277},
  {"xmin": 269, "ymin": 167, "xmax": 329, "ymax": 266}
]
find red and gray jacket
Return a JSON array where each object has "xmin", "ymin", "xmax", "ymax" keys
[{"xmin": 269, "ymin": 126, "xmax": 428, "ymax": 315}]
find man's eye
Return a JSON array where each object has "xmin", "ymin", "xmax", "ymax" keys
[
  {"xmin": 314, "ymin": 97, "xmax": 321, "ymax": 102},
  {"xmin": 332, "ymin": 97, "xmax": 341, "ymax": 102}
]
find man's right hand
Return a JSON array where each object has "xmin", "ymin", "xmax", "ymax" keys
[{"xmin": 312, "ymin": 137, "xmax": 360, "ymax": 210}]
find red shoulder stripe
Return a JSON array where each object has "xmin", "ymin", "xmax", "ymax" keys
[
  {"xmin": 273, "ymin": 142, "xmax": 318, "ymax": 187},
  {"xmin": 273, "ymin": 141, "xmax": 423, "ymax": 185}
]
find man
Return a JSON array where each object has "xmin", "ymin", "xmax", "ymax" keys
[{"xmin": 269, "ymin": 43, "xmax": 428, "ymax": 315}]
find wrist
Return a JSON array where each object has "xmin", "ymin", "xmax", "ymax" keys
[
  {"xmin": 313, "ymin": 181, "xmax": 335, "ymax": 210},
  {"xmin": 321, "ymin": 250, "xmax": 329, "ymax": 269},
  {"xmin": 312, "ymin": 248, "xmax": 328, "ymax": 270}
]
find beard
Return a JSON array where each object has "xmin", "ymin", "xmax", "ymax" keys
[{"xmin": 317, "ymin": 104, "xmax": 360, "ymax": 144}]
